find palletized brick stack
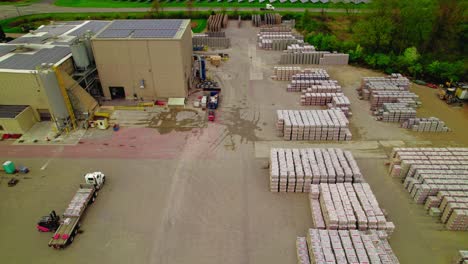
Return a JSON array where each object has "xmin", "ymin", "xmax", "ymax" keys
[
  {"xmin": 300, "ymin": 93, "xmax": 344, "ymax": 106},
  {"xmin": 331, "ymin": 96, "xmax": 351, "ymax": 116},
  {"xmin": 304, "ymin": 229, "xmax": 399, "ymax": 264},
  {"xmin": 388, "ymin": 147, "xmax": 468, "ymax": 230},
  {"xmin": 257, "ymin": 32, "xmax": 304, "ymax": 50},
  {"xmin": 379, "ymin": 103, "xmax": 417, "ymax": 123},
  {"xmin": 286, "ymin": 44, "xmax": 316, "ymax": 53},
  {"xmin": 276, "ymin": 109, "xmax": 352, "ymax": 141},
  {"xmin": 291, "ymin": 69, "xmax": 330, "ymax": 80},
  {"xmin": 309, "ymin": 183, "xmax": 395, "ymax": 233},
  {"xmin": 369, "ymin": 91, "xmax": 419, "ymax": 111},
  {"xmin": 271, "ymin": 66, "xmax": 302, "ymax": 81},
  {"xmin": 287, "ymin": 80, "xmax": 339, "ymax": 92},
  {"xmin": 402, "ymin": 117, "xmax": 450, "ymax": 132},
  {"xmin": 296, "ymin": 237, "xmax": 310, "ymax": 264},
  {"xmin": 269, "ymin": 148, "xmax": 363, "ymax": 192}
]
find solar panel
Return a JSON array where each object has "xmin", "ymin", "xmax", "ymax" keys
[
  {"xmin": 0, "ymin": 46, "xmax": 71, "ymax": 70},
  {"xmin": 68, "ymin": 21, "xmax": 110, "ymax": 36},
  {"xmin": 131, "ymin": 29, "xmax": 178, "ymax": 38},
  {"xmin": 35, "ymin": 25, "xmax": 75, "ymax": 36},
  {"xmin": 97, "ymin": 29, "xmax": 133, "ymax": 38},
  {"xmin": 0, "ymin": 45, "xmax": 15, "ymax": 57}
]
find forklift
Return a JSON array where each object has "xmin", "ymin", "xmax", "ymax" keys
[{"xmin": 37, "ymin": 210, "xmax": 60, "ymax": 232}]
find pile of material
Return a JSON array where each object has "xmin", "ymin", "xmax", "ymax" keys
[
  {"xmin": 192, "ymin": 34, "xmax": 231, "ymax": 49},
  {"xmin": 302, "ymin": 229, "xmax": 399, "ymax": 264},
  {"xmin": 257, "ymin": 32, "xmax": 304, "ymax": 50},
  {"xmin": 301, "ymin": 93, "xmax": 344, "ymax": 106},
  {"xmin": 388, "ymin": 147, "xmax": 468, "ymax": 230},
  {"xmin": 320, "ymin": 53, "xmax": 350, "ymax": 65},
  {"xmin": 259, "ymin": 25, "xmax": 292, "ymax": 33},
  {"xmin": 276, "ymin": 109, "xmax": 352, "ymax": 141},
  {"xmin": 252, "ymin": 13, "xmax": 282, "ymax": 27},
  {"xmin": 270, "ymin": 148, "xmax": 363, "ymax": 192},
  {"xmin": 331, "ymin": 96, "xmax": 352, "ymax": 116},
  {"xmin": 271, "ymin": 66, "xmax": 331, "ymax": 82},
  {"xmin": 285, "ymin": 44, "xmax": 316, "ymax": 53},
  {"xmin": 370, "ymin": 92, "xmax": 419, "ymax": 111},
  {"xmin": 401, "ymin": 117, "xmax": 450, "ymax": 132},
  {"xmin": 287, "ymin": 80, "xmax": 338, "ymax": 92},
  {"xmin": 378, "ymin": 103, "xmax": 417, "ymax": 123},
  {"xmin": 63, "ymin": 188, "xmax": 93, "ymax": 217},
  {"xmin": 207, "ymin": 13, "xmax": 228, "ymax": 32},
  {"xmin": 309, "ymin": 183, "xmax": 394, "ymax": 232},
  {"xmin": 280, "ymin": 51, "xmax": 329, "ymax": 65}
]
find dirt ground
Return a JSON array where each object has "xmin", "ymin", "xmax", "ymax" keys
[{"xmin": 0, "ymin": 22, "xmax": 467, "ymax": 264}]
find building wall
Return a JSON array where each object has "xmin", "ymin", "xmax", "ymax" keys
[
  {"xmin": 0, "ymin": 72, "xmax": 47, "ymax": 119},
  {"xmin": 0, "ymin": 106, "xmax": 38, "ymax": 134},
  {"xmin": 92, "ymin": 26, "xmax": 192, "ymax": 100}
]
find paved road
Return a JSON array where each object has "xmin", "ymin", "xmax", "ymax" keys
[{"xmin": 0, "ymin": 2, "xmax": 351, "ymax": 19}]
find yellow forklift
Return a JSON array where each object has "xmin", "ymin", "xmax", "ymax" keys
[{"xmin": 438, "ymin": 82, "xmax": 468, "ymax": 105}]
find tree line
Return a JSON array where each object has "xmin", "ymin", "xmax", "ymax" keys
[{"xmin": 298, "ymin": 0, "xmax": 467, "ymax": 83}]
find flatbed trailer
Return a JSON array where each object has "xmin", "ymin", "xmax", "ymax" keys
[{"xmin": 48, "ymin": 183, "xmax": 98, "ymax": 249}]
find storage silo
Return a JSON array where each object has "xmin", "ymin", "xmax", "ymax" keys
[
  {"xmin": 38, "ymin": 66, "xmax": 70, "ymax": 129},
  {"xmin": 83, "ymin": 31, "xmax": 95, "ymax": 64},
  {"xmin": 70, "ymin": 40, "xmax": 90, "ymax": 70}
]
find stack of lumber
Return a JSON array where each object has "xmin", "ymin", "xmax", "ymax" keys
[
  {"xmin": 304, "ymin": 229, "xmax": 399, "ymax": 264},
  {"xmin": 309, "ymin": 183, "xmax": 394, "ymax": 233},
  {"xmin": 388, "ymin": 147, "xmax": 468, "ymax": 230},
  {"xmin": 207, "ymin": 14, "xmax": 228, "ymax": 32},
  {"xmin": 401, "ymin": 117, "xmax": 450, "ymax": 132},
  {"xmin": 269, "ymin": 148, "xmax": 363, "ymax": 192},
  {"xmin": 276, "ymin": 109, "xmax": 352, "ymax": 141}
]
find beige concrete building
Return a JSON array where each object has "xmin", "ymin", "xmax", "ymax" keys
[
  {"xmin": 0, "ymin": 105, "xmax": 38, "ymax": 134},
  {"xmin": 91, "ymin": 19, "xmax": 193, "ymax": 100}
]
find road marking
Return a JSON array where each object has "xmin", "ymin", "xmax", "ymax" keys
[{"xmin": 40, "ymin": 158, "xmax": 52, "ymax": 170}]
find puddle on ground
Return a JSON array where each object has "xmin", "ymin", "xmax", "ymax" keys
[
  {"xmin": 220, "ymin": 106, "xmax": 261, "ymax": 143},
  {"xmin": 149, "ymin": 108, "xmax": 205, "ymax": 134}
]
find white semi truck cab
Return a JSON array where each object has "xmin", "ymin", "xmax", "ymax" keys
[{"xmin": 84, "ymin": 172, "xmax": 105, "ymax": 189}]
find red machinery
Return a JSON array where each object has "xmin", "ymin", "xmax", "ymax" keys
[{"xmin": 208, "ymin": 111, "xmax": 215, "ymax": 122}]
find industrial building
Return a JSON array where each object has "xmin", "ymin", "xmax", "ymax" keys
[
  {"xmin": 91, "ymin": 19, "xmax": 193, "ymax": 100},
  {"xmin": 0, "ymin": 19, "xmax": 194, "ymax": 135}
]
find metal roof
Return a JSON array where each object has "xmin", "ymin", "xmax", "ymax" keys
[
  {"xmin": 0, "ymin": 46, "xmax": 15, "ymax": 57},
  {"xmin": 68, "ymin": 21, "xmax": 110, "ymax": 36},
  {"xmin": 35, "ymin": 25, "xmax": 75, "ymax": 35},
  {"xmin": 0, "ymin": 105, "xmax": 29, "ymax": 118},
  {"xmin": 0, "ymin": 46, "xmax": 71, "ymax": 70},
  {"xmin": 95, "ymin": 19, "xmax": 187, "ymax": 39}
]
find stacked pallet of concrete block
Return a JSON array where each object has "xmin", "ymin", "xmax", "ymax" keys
[
  {"xmin": 286, "ymin": 44, "xmax": 316, "ymax": 53},
  {"xmin": 330, "ymin": 96, "xmax": 351, "ymax": 117},
  {"xmin": 301, "ymin": 93, "xmax": 344, "ymax": 106},
  {"xmin": 287, "ymin": 80, "xmax": 339, "ymax": 92},
  {"xmin": 305, "ymin": 229, "xmax": 399, "ymax": 264},
  {"xmin": 257, "ymin": 32, "xmax": 304, "ymax": 50},
  {"xmin": 401, "ymin": 117, "xmax": 450, "ymax": 132},
  {"xmin": 291, "ymin": 68, "xmax": 329, "ymax": 80},
  {"xmin": 388, "ymin": 147, "xmax": 468, "ymax": 230},
  {"xmin": 276, "ymin": 110, "xmax": 352, "ymax": 141},
  {"xmin": 359, "ymin": 74, "xmax": 411, "ymax": 100},
  {"xmin": 252, "ymin": 13, "xmax": 282, "ymax": 27},
  {"xmin": 270, "ymin": 148, "xmax": 362, "ymax": 192},
  {"xmin": 296, "ymin": 237, "xmax": 310, "ymax": 264},
  {"xmin": 259, "ymin": 25, "xmax": 292, "ymax": 33},
  {"xmin": 269, "ymin": 148, "xmax": 363, "ymax": 193},
  {"xmin": 207, "ymin": 14, "xmax": 228, "ymax": 32},
  {"xmin": 280, "ymin": 51, "xmax": 331, "ymax": 65},
  {"xmin": 309, "ymin": 183, "xmax": 395, "ymax": 233},
  {"xmin": 379, "ymin": 103, "xmax": 417, "ymax": 123},
  {"xmin": 192, "ymin": 34, "xmax": 231, "ymax": 49},
  {"xmin": 271, "ymin": 66, "xmax": 302, "ymax": 81},
  {"xmin": 370, "ymin": 92, "xmax": 419, "ymax": 112},
  {"xmin": 455, "ymin": 250, "xmax": 468, "ymax": 264},
  {"xmin": 319, "ymin": 53, "xmax": 349, "ymax": 65}
]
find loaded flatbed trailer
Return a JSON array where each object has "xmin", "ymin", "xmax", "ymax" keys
[{"xmin": 48, "ymin": 183, "xmax": 98, "ymax": 249}]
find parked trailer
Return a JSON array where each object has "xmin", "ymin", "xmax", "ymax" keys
[{"xmin": 46, "ymin": 172, "xmax": 105, "ymax": 249}]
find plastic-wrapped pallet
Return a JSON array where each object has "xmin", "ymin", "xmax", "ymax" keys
[
  {"xmin": 296, "ymin": 237, "xmax": 310, "ymax": 264},
  {"xmin": 269, "ymin": 148, "xmax": 363, "ymax": 193},
  {"xmin": 387, "ymin": 147, "xmax": 468, "ymax": 231},
  {"xmin": 306, "ymin": 229, "xmax": 400, "ymax": 264},
  {"xmin": 309, "ymin": 183, "xmax": 394, "ymax": 233},
  {"xmin": 276, "ymin": 109, "xmax": 352, "ymax": 141}
]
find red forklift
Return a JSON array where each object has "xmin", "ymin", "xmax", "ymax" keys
[{"xmin": 37, "ymin": 210, "xmax": 60, "ymax": 232}]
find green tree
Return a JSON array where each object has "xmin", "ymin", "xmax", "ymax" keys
[
  {"xmin": 150, "ymin": 0, "xmax": 164, "ymax": 17},
  {"xmin": 430, "ymin": 0, "xmax": 465, "ymax": 57},
  {"xmin": 0, "ymin": 25, "xmax": 5, "ymax": 42},
  {"xmin": 353, "ymin": 16, "xmax": 394, "ymax": 52},
  {"xmin": 185, "ymin": 0, "xmax": 194, "ymax": 17}
]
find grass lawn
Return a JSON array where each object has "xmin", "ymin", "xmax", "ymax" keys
[
  {"xmin": 0, "ymin": 0, "xmax": 39, "ymax": 6},
  {"xmin": 54, "ymin": 0, "xmax": 368, "ymax": 9},
  {"xmin": 191, "ymin": 18, "xmax": 206, "ymax": 33}
]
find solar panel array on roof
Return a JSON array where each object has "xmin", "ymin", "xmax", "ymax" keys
[
  {"xmin": 68, "ymin": 21, "xmax": 110, "ymax": 36},
  {"xmin": 97, "ymin": 19, "xmax": 184, "ymax": 39},
  {"xmin": 35, "ymin": 25, "xmax": 75, "ymax": 36},
  {"xmin": 0, "ymin": 46, "xmax": 16, "ymax": 57},
  {"xmin": 8, "ymin": 36, "xmax": 50, "ymax": 44},
  {"xmin": 0, "ymin": 46, "xmax": 70, "ymax": 70}
]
